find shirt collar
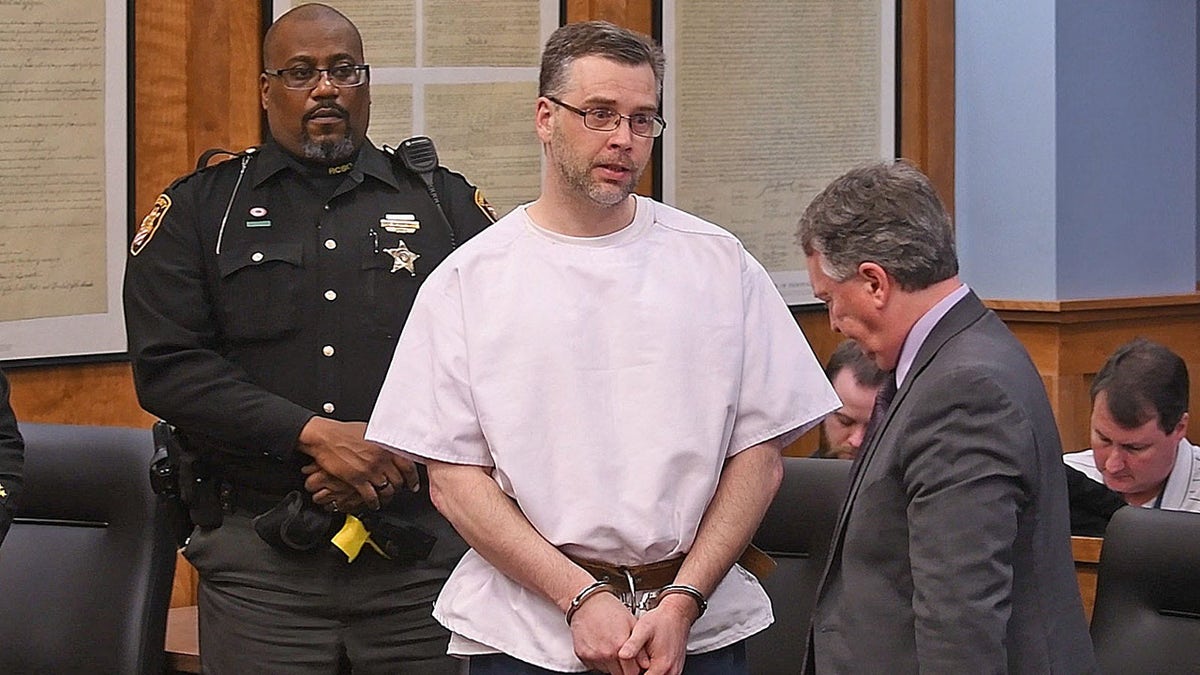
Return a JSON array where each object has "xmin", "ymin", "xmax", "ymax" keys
[
  {"xmin": 250, "ymin": 140, "xmax": 399, "ymax": 190},
  {"xmin": 1159, "ymin": 437, "xmax": 1196, "ymax": 508},
  {"xmin": 895, "ymin": 282, "xmax": 969, "ymax": 388}
]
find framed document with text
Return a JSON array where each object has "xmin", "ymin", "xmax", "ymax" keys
[
  {"xmin": 271, "ymin": 0, "xmax": 559, "ymax": 218},
  {"xmin": 0, "ymin": 0, "xmax": 128, "ymax": 362},
  {"xmin": 661, "ymin": 0, "xmax": 897, "ymax": 306}
]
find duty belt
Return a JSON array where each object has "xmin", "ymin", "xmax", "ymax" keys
[
  {"xmin": 567, "ymin": 544, "xmax": 776, "ymax": 591},
  {"xmin": 218, "ymin": 482, "xmax": 289, "ymax": 516}
]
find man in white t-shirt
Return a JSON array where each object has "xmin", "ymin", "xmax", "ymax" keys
[
  {"xmin": 1063, "ymin": 338, "xmax": 1200, "ymax": 517},
  {"xmin": 366, "ymin": 20, "xmax": 838, "ymax": 675}
]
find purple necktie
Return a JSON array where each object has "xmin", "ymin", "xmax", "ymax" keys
[
  {"xmin": 853, "ymin": 372, "xmax": 897, "ymax": 474},
  {"xmin": 864, "ymin": 372, "xmax": 897, "ymax": 442}
]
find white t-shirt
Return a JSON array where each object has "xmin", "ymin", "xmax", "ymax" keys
[{"xmin": 367, "ymin": 196, "xmax": 839, "ymax": 671}]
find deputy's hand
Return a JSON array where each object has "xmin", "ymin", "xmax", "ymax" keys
[
  {"xmin": 303, "ymin": 453, "xmax": 419, "ymax": 511},
  {"xmin": 619, "ymin": 594, "xmax": 697, "ymax": 675},
  {"xmin": 296, "ymin": 417, "xmax": 414, "ymax": 510},
  {"xmin": 301, "ymin": 468, "xmax": 369, "ymax": 513},
  {"xmin": 570, "ymin": 593, "xmax": 644, "ymax": 675}
]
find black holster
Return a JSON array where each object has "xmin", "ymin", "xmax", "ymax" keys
[
  {"xmin": 150, "ymin": 421, "xmax": 208, "ymax": 545},
  {"xmin": 359, "ymin": 510, "xmax": 437, "ymax": 563},
  {"xmin": 155, "ymin": 422, "xmax": 223, "ymax": 532}
]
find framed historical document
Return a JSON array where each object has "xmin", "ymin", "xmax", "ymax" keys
[
  {"xmin": 0, "ymin": 0, "xmax": 129, "ymax": 362},
  {"xmin": 661, "ymin": 0, "xmax": 897, "ymax": 305}
]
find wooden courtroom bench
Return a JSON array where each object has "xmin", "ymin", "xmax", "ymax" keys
[
  {"xmin": 165, "ymin": 605, "xmax": 200, "ymax": 674},
  {"xmin": 1073, "ymin": 536, "xmax": 1103, "ymax": 623}
]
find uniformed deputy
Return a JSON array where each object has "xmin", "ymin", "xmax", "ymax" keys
[
  {"xmin": 0, "ymin": 369, "xmax": 23, "ymax": 546},
  {"xmin": 123, "ymin": 4, "xmax": 494, "ymax": 674}
]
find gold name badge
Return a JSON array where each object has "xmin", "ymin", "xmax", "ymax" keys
[{"xmin": 380, "ymin": 213, "xmax": 420, "ymax": 234}]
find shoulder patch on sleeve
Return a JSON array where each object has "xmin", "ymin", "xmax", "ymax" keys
[
  {"xmin": 474, "ymin": 188, "xmax": 498, "ymax": 222},
  {"xmin": 130, "ymin": 194, "xmax": 171, "ymax": 256}
]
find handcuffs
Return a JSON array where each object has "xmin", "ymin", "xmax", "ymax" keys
[{"xmin": 565, "ymin": 569, "xmax": 708, "ymax": 626}]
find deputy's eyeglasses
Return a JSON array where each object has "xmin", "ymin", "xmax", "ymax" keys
[
  {"xmin": 546, "ymin": 96, "xmax": 666, "ymax": 139},
  {"xmin": 264, "ymin": 64, "xmax": 370, "ymax": 90}
]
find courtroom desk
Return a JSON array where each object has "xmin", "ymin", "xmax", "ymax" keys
[
  {"xmin": 1072, "ymin": 536, "xmax": 1103, "ymax": 624},
  {"xmin": 166, "ymin": 605, "xmax": 200, "ymax": 674}
]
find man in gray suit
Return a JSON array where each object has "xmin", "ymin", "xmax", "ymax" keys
[{"xmin": 798, "ymin": 161, "xmax": 1095, "ymax": 673}]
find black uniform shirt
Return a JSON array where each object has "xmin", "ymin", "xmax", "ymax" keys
[{"xmin": 124, "ymin": 140, "xmax": 492, "ymax": 493}]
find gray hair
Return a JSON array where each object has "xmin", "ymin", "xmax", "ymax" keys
[
  {"xmin": 539, "ymin": 21, "xmax": 665, "ymax": 99},
  {"xmin": 797, "ymin": 160, "xmax": 957, "ymax": 290}
]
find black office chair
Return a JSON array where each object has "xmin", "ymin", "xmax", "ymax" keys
[
  {"xmin": 0, "ymin": 423, "xmax": 178, "ymax": 674},
  {"xmin": 1089, "ymin": 506, "xmax": 1200, "ymax": 673},
  {"xmin": 746, "ymin": 457, "xmax": 852, "ymax": 675}
]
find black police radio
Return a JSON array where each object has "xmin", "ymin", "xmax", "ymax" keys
[{"xmin": 388, "ymin": 136, "xmax": 459, "ymax": 249}]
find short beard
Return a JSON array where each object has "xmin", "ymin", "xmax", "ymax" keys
[
  {"xmin": 561, "ymin": 159, "xmax": 634, "ymax": 207},
  {"xmin": 301, "ymin": 136, "xmax": 357, "ymax": 165},
  {"xmin": 550, "ymin": 124, "xmax": 641, "ymax": 207}
]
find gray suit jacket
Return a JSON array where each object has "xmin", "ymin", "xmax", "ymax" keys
[{"xmin": 807, "ymin": 292, "xmax": 1096, "ymax": 674}]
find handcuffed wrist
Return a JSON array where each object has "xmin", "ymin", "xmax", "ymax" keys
[
  {"xmin": 565, "ymin": 579, "xmax": 618, "ymax": 625},
  {"xmin": 653, "ymin": 583, "xmax": 708, "ymax": 619}
]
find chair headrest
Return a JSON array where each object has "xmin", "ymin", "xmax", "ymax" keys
[
  {"xmin": 13, "ymin": 423, "xmax": 155, "ymax": 524},
  {"xmin": 754, "ymin": 457, "xmax": 851, "ymax": 553}
]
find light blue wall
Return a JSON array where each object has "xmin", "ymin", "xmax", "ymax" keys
[
  {"xmin": 956, "ymin": 1, "xmax": 1197, "ymax": 301},
  {"xmin": 956, "ymin": 3, "xmax": 1058, "ymax": 300},
  {"xmin": 1056, "ymin": 0, "xmax": 1196, "ymax": 299}
]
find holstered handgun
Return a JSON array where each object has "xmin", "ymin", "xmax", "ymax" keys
[
  {"xmin": 150, "ymin": 421, "xmax": 199, "ymax": 545},
  {"xmin": 152, "ymin": 421, "xmax": 223, "ymax": 538}
]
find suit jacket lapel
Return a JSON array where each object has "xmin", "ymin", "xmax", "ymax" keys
[{"xmin": 814, "ymin": 291, "xmax": 989, "ymax": 603}]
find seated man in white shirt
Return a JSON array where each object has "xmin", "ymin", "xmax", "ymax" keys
[{"xmin": 1063, "ymin": 338, "xmax": 1199, "ymax": 516}]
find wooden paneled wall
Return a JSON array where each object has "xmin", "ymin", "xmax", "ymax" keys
[
  {"xmin": 990, "ymin": 294, "xmax": 1200, "ymax": 452},
  {"xmin": 900, "ymin": 0, "xmax": 955, "ymax": 215},
  {"xmin": 7, "ymin": 362, "xmax": 152, "ymax": 428},
  {"xmin": 135, "ymin": 1, "xmax": 263, "ymax": 228}
]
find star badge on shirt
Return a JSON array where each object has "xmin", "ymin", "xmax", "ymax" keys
[{"xmin": 384, "ymin": 242, "xmax": 419, "ymax": 276}]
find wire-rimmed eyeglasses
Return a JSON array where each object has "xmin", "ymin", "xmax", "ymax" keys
[
  {"xmin": 546, "ymin": 96, "xmax": 666, "ymax": 138},
  {"xmin": 264, "ymin": 64, "xmax": 370, "ymax": 90}
]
